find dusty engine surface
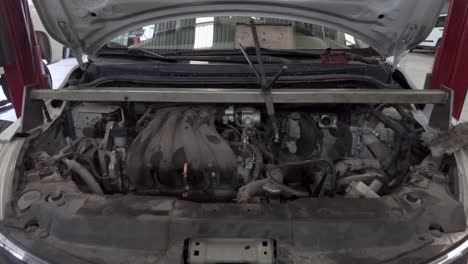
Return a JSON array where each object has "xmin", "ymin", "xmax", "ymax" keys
[
  {"xmin": 36, "ymin": 102, "xmax": 426, "ymax": 203},
  {"xmin": 127, "ymin": 108, "xmax": 238, "ymax": 199},
  {"xmin": 125, "ymin": 106, "xmax": 326, "ymax": 201}
]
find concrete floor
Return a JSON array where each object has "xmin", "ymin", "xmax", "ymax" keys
[{"xmin": 0, "ymin": 53, "xmax": 467, "ymax": 121}]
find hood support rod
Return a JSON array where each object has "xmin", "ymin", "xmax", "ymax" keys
[{"xmin": 238, "ymin": 19, "xmax": 287, "ymax": 142}]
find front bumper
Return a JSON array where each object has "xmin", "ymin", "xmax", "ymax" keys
[{"xmin": 0, "ymin": 231, "xmax": 467, "ymax": 264}]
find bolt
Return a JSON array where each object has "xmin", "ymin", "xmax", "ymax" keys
[
  {"xmin": 405, "ymin": 193, "xmax": 420, "ymax": 204},
  {"xmin": 25, "ymin": 225, "xmax": 37, "ymax": 233},
  {"xmin": 47, "ymin": 191, "xmax": 63, "ymax": 202},
  {"xmin": 24, "ymin": 222, "xmax": 39, "ymax": 233},
  {"xmin": 390, "ymin": 209, "xmax": 403, "ymax": 217},
  {"xmin": 39, "ymin": 230, "xmax": 49, "ymax": 239},
  {"xmin": 430, "ymin": 229, "xmax": 442, "ymax": 238}
]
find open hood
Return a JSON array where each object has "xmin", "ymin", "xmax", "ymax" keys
[{"xmin": 33, "ymin": 0, "xmax": 445, "ymax": 58}]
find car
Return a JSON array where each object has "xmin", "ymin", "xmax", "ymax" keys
[
  {"xmin": 28, "ymin": 0, "xmax": 69, "ymax": 64},
  {"xmin": 1, "ymin": 0, "xmax": 468, "ymax": 263},
  {"xmin": 413, "ymin": 14, "xmax": 447, "ymax": 52}
]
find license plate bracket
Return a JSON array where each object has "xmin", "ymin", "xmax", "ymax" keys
[{"xmin": 184, "ymin": 238, "xmax": 276, "ymax": 264}]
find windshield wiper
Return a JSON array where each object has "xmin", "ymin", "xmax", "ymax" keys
[
  {"xmin": 163, "ymin": 49, "xmax": 320, "ymax": 63},
  {"xmin": 127, "ymin": 48, "xmax": 177, "ymax": 62},
  {"xmin": 238, "ymin": 19, "xmax": 288, "ymax": 142},
  {"xmin": 101, "ymin": 47, "xmax": 282, "ymax": 64},
  {"xmin": 97, "ymin": 47, "xmax": 176, "ymax": 62},
  {"xmin": 161, "ymin": 48, "xmax": 379, "ymax": 64}
]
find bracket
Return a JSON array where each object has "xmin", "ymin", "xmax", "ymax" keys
[
  {"xmin": 20, "ymin": 85, "xmax": 50, "ymax": 133},
  {"xmin": 429, "ymin": 86, "xmax": 453, "ymax": 131}
]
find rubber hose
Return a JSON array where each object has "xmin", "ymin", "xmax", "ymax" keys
[
  {"xmin": 247, "ymin": 143, "xmax": 264, "ymax": 179},
  {"xmin": 266, "ymin": 159, "xmax": 335, "ymax": 197},
  {"xmin": 393, "ymin": 105, "xmax": 420, "ymax": 126},
  {"xmin": 251, "ymin": 138, "xmax": 274, "ymax": 162},
  {"xmin": 373, "ymin": 110, "xmax": 407, "ymax": 136},
  {"xmin": 373, "ymin": 108, "xmax": 419, "ymax": 141},
  {"xmin": 268, "ymin": 159, "xmax": 333, "ymax": 170},
  {"xmin": 55, "ymin": 152, "xmax": 102, "ymax": 179},
  {"xmin": 230, "ymin": 142, "xmax": 264, "ymax": 180},
  {"xmin": 267, "ymin": 176, "xmax": 309, "ymax": 197},
  {"xmin": 62, "ymin": 158, "xmax": 104, "ymax": 195}
]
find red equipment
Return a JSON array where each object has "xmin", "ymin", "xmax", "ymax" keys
[
  {"xmin": 0, "ymin": 0, "xmax": 48, "ymax": 117},
  {"xmin": 430, "ymin": 0, "xmax": 468, "ymax": 120}
]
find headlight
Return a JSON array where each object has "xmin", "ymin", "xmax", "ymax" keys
[
  {"xmin": 0, "ymin": 232, "xmax": 48, "ymax": 264},
  {"xmin": 428, "ymin": 236, "xmax": 468, "ymax": 264}
]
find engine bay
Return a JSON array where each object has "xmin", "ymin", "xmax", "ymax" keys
[
  {"xmin": 5, "ymin": 100, "xmax": 467, "ymax": 263},
  {"xmin": 25, "ymin": 103, "xmax": 430, "ymax": 203}
]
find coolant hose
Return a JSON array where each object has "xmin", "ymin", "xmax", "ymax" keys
[{"xmin": 62, "ymin": 158, "xmax": 104, "ymax": 195}]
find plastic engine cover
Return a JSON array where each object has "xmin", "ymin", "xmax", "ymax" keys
[{"xmin": 126, "ymin": 107, "xmax": 237, "ymax": 191}]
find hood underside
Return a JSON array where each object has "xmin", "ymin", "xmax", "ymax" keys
[{"xmin": 33, "ymin": 0, "xmax": 445, "ymax": 58}]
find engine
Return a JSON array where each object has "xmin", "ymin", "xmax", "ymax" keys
[
  {"xmin": 35, "ymin": 103, "xmax": 426, "ymax": 203},
  {"xmin": 127, "ymin": 108, "xmax": 238, "ymax": 200}
]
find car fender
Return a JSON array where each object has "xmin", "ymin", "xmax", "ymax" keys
[{"xmin": 0, "ymin": 119, "xmax": 25, "ymax": 220}]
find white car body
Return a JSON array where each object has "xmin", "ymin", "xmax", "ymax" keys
[
  {"xmin": 416, "ymin": 14, "xmax": 447, "ymax": 50},
  {"xmin": 1, "ymin": 1, "xmax": 468, "ymax": 263}
]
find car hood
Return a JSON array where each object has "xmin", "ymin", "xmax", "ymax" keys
[{"xmin": 33, "ymin": 0, "xmax": 445, "ymax": 58}]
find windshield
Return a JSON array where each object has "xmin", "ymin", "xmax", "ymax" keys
[{"xmin": 107, "ymin": 16, "xmax": 369, "ymax": 53}]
